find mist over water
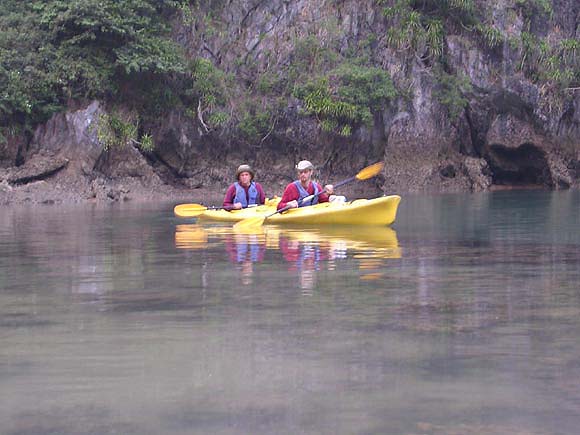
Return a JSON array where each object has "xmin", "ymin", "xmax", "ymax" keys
[{"xmin": 1, "ymin": 190, "xmax": 579, "ymax": 434}]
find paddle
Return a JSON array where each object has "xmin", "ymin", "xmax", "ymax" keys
[
  {"xmin": 174, "ymin": 203, "xmax": 235, "ymax": 218},
  {"xmin": 175, "ymin": 197, "xmax": 280, "ymax": 218},
  {"xmin": 233, "ymin": 161, "xmax": 385, "ymax": 230}
]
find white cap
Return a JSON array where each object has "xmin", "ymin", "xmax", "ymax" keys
[{"xmin": 295, "ymin": 160, "xmax": 314, "ymax": 171}]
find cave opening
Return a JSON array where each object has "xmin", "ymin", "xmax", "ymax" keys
[{"xmin": 486, "ymin": 143, "xmax": 551, "ymax": 187}]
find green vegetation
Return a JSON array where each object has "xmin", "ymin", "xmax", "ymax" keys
[
  {"xmin": 432, "ymin": 66, "xmax": 472, "ymax": 121},
  {"xmin": 376, "ymin": 0, "xmax": 577, "ymax": 96},
  {"xmin": 515, "ymin": 0, "xmax": 553, "ymax": 20},
  {"xmin": 382, "ymin": 3, "xmax": 446, "ymax": 59},
  {"xmin": 294, "ymin": 78, "xmax": 358, "ymax": 136},
  {"xmin": 379, "ymin": 0, "xmax": 477, "ymax": 59},
  {"xmin": 237, "ymin": 106, "xmax": 275, "ymax": 143},
  {"xmin": 473, "ymin": 23, "xmax": 503, "ymax": 49},
  {"xmin": 209, "ymin": 31, "xmax": 399, "ymax": 139},
  {"xmin": 288, "ymin": 36, "xmax": 339, "ymax": 83},
  {"xmin": 291, "ymin": 64, "xmax": 397, "ymax": 136},
  {"xmin": 95, "ymin": 111, "xmax": 154, "ymax": 152},
  {"xmin": 1, "ymin": 0, "xmax": 576, "ymax": 151},
  {"xmin": 185, "ymin": 58, "xmax": 232, "ymax": 130},
  {"xmin": 282, "ymin": 31, "xmax": 397, "ymax": 136},
  {"xmin": 512, "ymin": 0, "xmax": 578, "ymax": 89},
  {"xmin": 0, "ymin": 0, "xmax": 188, "ymax": 145},
  {"xmin": 518, "ymin": 33, "xmax": 579, "ymax": 89}
]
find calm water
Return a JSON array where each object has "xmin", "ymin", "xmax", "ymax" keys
[{"xmin": 1, "ymin": 190, "xmax": 579, "ymax": 434}]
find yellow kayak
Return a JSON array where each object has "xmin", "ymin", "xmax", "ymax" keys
[{"xmin": 194, "ymin": 195, "xmax": 401, "ymax": 226}]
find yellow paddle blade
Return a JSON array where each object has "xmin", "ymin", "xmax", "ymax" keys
[
  {"xmin": 233, "ymin": 216, "xmax": 266, "ymax": 230},
  {"xmin": 174, "ymin": 203, "xmax": 208, "ymax": 217},
  {"xmin": 355, "ymin": 162, "xmax": 384, "ymax": 181}
]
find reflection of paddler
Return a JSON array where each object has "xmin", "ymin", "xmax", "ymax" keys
[
  {"xmin": 277, "ymin": 226, "xmax": 401, "ymax": 283},
  {"xmin": 240, "ymin": 260, "xmax": 254, "ymax": 286},
  {"xmin": 225, "ymin": 233, "xmax": 265, "ymax": 264},
  {"xmin": 278, "ymin": 236, "xmax": 328, "ymax": 291},
  {"xmin": 279, "ymin": 238, "xmax": 330, "ymax": 271},
  {"xmin": 223, "ymin": 232, "xmax": 267, "ymax": 286}
]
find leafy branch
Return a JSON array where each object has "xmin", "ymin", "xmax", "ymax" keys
[{"xmin": 95, "ymin": 112, "xmax": 154, "ymax": 152}]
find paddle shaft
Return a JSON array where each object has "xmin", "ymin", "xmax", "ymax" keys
[
  {"xmin": 214, "ymin": 205, "xmax": 237, "ymax": 211},
  {"xmin": 178, "ymin": 204, "xmax": 235, "ymax": 212},
  {"xmin": 297, "ymin": 175, "xmax": 357, "ymax": 206},
  {"xmin": 174, "ymin": 203, "xmax": 240, "ymax": 217}
]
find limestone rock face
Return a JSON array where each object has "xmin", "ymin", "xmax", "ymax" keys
[
  {"xmin": 0, "ymin": 133, "xmax": 25, "ymax": 167},
  {"xmin": 0, "ymin": 101, "xmax": 176, "ymax": 204},
  {"xmin": 169, "ymin": 0, "xmax": 579, "ymax": 193},
  {"xmin": 4, "ymin": 154, "xmax": 69, "ymax": 185},
  {"xmin": 29, "ymin": 101, "xmax": 104, "ymax": 173},
  {"xmin": 484, "ymin": 113, "xmax": 574, "ymax": 189},
  {"xmin": 2, "ymin": 0, "xmax": 579, "ymax": 204}
]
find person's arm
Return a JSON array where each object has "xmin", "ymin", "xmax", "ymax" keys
[
  {"xmin": 223, "ymin": 184, "xmax": 237, "ymax": 208},
  {"xmin": 316, "ymin": 182, "xmax": 331, "ymax": 203},
  {"xmin": 255, "ymin": 183, "xmax": 266, "ymax": 205},
  {"xmin": 277, "ymin": 183, "xmax": 299, "ymax": 210}
]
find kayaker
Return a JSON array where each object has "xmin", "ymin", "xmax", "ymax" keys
[
  {"xmin": 223, "ymin": 164, "xmax": 266, "ymax": 210},
  {"xmin": 277, "ymin": 160, "xmax": 334, "ymax": 210}
]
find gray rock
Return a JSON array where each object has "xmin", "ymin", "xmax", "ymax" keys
[{"xmin": 29, "ymin": 101, "xmax": 104, "ymax": 171}]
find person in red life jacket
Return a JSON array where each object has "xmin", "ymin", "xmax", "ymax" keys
[
  {"xmin": 223, "ymin": 164, "xmax": 266, "ymax": 210},
  {"xmin": 277, "ymin": 160, "xmax": 334, "ymax": 211}
]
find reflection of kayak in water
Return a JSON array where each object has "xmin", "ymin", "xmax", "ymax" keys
[
  {"xmin": 267, "ymin": 225, "xmax": 398, "ymax": 248},
  {"xmin": 175, "ymin": 224, "xmax": 400, "ymax": 259},
  {"xmin": 174, "ymin": 224, "xmax": 209, "ymax": 249},
  {"xmin": 174, "ymin": 224, "xmax": 266, "ymax": 250},
  {"xmin": 191, "ymin": 196, "xmax": 401, "ymax": 226},
  {"xmin": 269, "ymin": 225, "xmax": 401, "ymax": 259}
]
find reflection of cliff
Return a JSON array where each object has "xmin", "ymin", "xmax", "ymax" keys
[{"xmin": 175, "ymin": 224, "xmax": 401, "ymax": 285}]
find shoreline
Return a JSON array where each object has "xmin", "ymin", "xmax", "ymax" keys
[
  {"xmin": 3, "ymin": 178, "xmax": 575, "ymax": 209},
  {"xmin": 0, "ymin": 178, "xmax": 386, "ymax": 208}
]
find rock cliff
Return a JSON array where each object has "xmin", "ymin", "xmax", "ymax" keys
[{"xmin": 1, "ymin": 0, "xmax": 578, "ymax": 204}]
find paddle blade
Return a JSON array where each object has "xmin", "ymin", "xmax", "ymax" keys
[
  {"xmin": 174, "ymin": 203, "xmax": 208, "ymax": 217},
  {"xmin": 233, "ymin": 216, "xmax": 266, "ymax": 230},
  {"xmin": 355, "ymin": 162, "xmax": 384, "ymax": 181}
]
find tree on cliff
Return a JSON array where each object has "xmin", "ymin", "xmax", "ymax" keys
[{"xmin": 0, "ymin": 0, "xmax": 188, "ymax": 141}]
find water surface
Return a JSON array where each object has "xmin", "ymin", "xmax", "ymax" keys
[{"xmin": 1, "ymin": 190, "xmax": 579, "ymax": 434}]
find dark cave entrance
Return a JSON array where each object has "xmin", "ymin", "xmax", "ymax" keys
[{"xmin": 486, "ymin": 143, "xmax": 552, "ymax": 187}]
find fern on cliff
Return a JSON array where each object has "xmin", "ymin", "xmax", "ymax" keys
[
  {"xmin": 292, "ymin": 63, "xmax": 397, "ymax": 136},
  {"xmin": 518, "ymin": 31, "xmax": 579, "ymax": 89},
  {"xmin": 432, "ymin": 66, "xmax": 472, "ymax": 121},
  {"xmin": 94, "ymin": 111, "xmax": 154, "ymax": 152}
]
